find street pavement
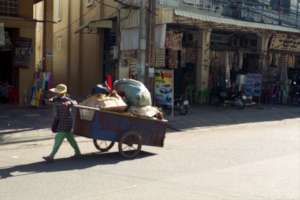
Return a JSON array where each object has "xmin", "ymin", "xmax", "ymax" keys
[{"xmin": 0, "ymin": 105, "xmax": 300, "ymax": 200}]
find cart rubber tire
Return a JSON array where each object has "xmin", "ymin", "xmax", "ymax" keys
[
  {"xmin": 118, "ymin": 131, "xmax": 142, "ymax": 159},
  {"xmin": 93, "ymin": 139, "xmax": 115, "ymax": 152}
]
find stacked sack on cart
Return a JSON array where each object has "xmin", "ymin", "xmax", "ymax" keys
[{"xmin": 80, "ymin": 79, "xmax": 164, "ymax": 120}]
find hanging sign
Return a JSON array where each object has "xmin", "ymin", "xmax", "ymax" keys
[
  {"xmin": 154, "ymin": 69, "xmax": 174, "ymax": 107},
  {"xmin": 14, "ymin": 37, "xmax": 33, "ymax": 68},
  {"xmin": 270, "ymin": 34, "xmax": 300, "ymax": 52},
  {"xmin": 0, "ymin": 23, "xmax": 4, "ymax": 47}
]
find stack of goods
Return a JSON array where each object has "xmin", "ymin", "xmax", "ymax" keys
[
  {"xmin": 80, "ymin": 91, "xmax": 127, "ymax": 112},
  {"xmin": 114, "ymin": 79, "xmax": 164, "ymax": 120},
  {"xmin": 79, "ymin": 79, "xmax": 165, "ymax": 121}
]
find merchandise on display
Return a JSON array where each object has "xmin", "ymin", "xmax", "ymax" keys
[{"xmin": 30, "ymin": 72, "xmax": 52, "ymax": 107}]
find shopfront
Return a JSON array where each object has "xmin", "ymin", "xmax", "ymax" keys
[
  {"xmin": 208, "ymin": 30, "xmax": 262, "ymax": 103},
  {"xmin": 0, "ymin": 20, "xmax": 36, "ymax": 105},
  {"xmin": 261, "ymin": 33, "xmax": 300, "ymax": 105},
  {"xmin": 0, "ymin": 27, "xmax": 19, "ymax": 104}
]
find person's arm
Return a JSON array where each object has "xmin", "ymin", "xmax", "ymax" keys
[
  {"xmin": 63, "ymin": 97, "xmax": 77, "ymax": 107},
  {"xmin": 48, "ymin": 96, "xmax": 59, "ymax": 103}
]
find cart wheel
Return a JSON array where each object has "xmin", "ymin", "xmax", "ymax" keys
[
  {"xmin": 118, "ymin": 131, "xmax": 142, "ymax": 159},
  {"xmin": 93, "ymin": 139, "xmax": 115, "ymax": 152}
]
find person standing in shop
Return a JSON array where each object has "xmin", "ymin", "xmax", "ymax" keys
[{"xmin": 43, "ymin": 83, "xmax": 81, "ymax": 162}]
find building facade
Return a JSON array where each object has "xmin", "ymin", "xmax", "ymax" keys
[
  {"xmin": 118, "ymin": 0, "xmax": 300, "ymax": 104},
  {"xmin": 38, "ymin": 0, "xmax": 117, "ymax": 97}
]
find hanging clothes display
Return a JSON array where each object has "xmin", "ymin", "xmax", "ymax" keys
[
  {"xmin": 238, "ymin": 51, "xmax": 243, "ymax": 69},
  {"xmin": 287, "ymin": 54, "xmax": 295, "ymax": 68},
  {"xmin": 180, "ymin": 49, "xmax": 186, "ymax": 67},
  {"xmin": 167, "ymin": 50, "xmax": 178, "ymax": 68},
  {"xmin": 165, "ymin": 31, "xmax": 183, "ymax": 50},
  {"xmin": 185, "ymin": 48, "xmax": 197, "ymax": 63},
  {"xmin": 30, "ymin": 72, "xmax": 52, "ymax": 107},
  {"xmin": 154, "ymin": 48, "xmax": 166, "ymax": 68},
  {"xmin": 225, "ymin": 51, "xmax": 231, "ymax": 88}
]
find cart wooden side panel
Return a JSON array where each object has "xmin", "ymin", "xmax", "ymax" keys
[{"xmin": 73, "ymin": 109, "xmax": 167, "ymax": 147}]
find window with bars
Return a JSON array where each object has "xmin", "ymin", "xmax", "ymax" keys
[{"xmin": 0, "ymin": 0, "xmax": 19, "ymax": 17}]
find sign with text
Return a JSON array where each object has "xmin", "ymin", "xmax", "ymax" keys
[
  {"xmin": 14, "ymin": 37, "xmax": 33, "ymax": 68},
  {"xmin": 270, "ymin": 34, "xmax": 300, "ymax": 52}
]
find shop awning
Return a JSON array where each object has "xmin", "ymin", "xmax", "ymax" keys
[
  {"xmin": 75, "ymin": 19, "xmax": 113, "ymax": 34},
  {"xmin": 175, "ymin": 9, "xmax": 300, "ymax": 34}
]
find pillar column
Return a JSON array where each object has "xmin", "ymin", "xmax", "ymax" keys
[
  {"xmin": 196, "ymin": 28, "xmax": 212, "ymax": 103},
  {"xmin": 258, "ymin": 32, "xmax": 272, "ymax": 74}
]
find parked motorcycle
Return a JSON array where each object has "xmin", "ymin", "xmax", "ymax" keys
[
  {"xmin": 218, "ymin": 89, "xmax": 245, "ymax": 109},
  {"xmin": 175, "ymin": 97, "xmax": 190, "ymax": 115},
  {"xmin": 162, "ymin": 96, "xmax": 190, "ymax": 116}
]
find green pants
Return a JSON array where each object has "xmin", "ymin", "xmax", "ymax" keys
[{"xmin": 50, "ymin": 132, "xmax": 81, "ymax": 157}]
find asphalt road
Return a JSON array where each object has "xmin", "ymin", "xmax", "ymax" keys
[{"xmin": 0, "ymin": 119, "xmax": 300, "ymax": 200}]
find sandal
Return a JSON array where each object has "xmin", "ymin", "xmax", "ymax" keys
[{"xmin": 43, "ymin": 156, "xmax": 54, "ymax": 163}]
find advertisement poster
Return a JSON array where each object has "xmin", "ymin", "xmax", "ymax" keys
[
  {"xmin": 154, "ymin": 69, "xmax": 174, "ymax": 107},
  {"xmin": 244, "ymin": 73, "xmax": 262, "ymax": 97},
  {"xmin": 14, "ymin": 37, "xmax": 33, "ymax": 68}
]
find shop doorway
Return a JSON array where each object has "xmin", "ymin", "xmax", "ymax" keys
[
  {"xmin": 166, "ymin": 25, "xmax": 198, "ymax": 104},
  {"xmin": 243, "ymin": 53, "xmax": 260, "ymax": 73},
  {"xmin": 0, "ymin": 28, "xmax": 19, "ymax": 104}
]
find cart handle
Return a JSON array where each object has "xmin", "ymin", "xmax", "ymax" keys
[{"xmin": 73, "ymin": 104, "xmax": 101, "ymax": 111}]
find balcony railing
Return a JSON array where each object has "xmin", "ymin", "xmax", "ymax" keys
[{"xmin": 157, "ymin": 0, "xmax": 300, "ymax": 29}]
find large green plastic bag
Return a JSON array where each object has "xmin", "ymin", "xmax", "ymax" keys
[{"xmin": 114, "ymin": 79, "xmax": 152, "ymax": 106}]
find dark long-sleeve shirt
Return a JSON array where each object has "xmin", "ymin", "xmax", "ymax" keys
[{"xmin": 52, "ymin": 96, "xmax": 77, "ymax": 132}]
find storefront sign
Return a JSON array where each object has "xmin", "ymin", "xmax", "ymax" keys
[
  {"xmin": 244, "ymin": 73, "xmax": 262, "ymax": 97},
  {"xmin": 270, "ymin": 34, "xmax": 300, "ymax": 52},
  {"xmin": 154, "ymin": 69, "xmax": 174, "ymax": 107},
  {"xmin": 14, "ymin": 37, "xmax": 33, "ymax": 68},
  {"xmin": 0, "ymin": 23, "xmax": 4, "ymax": 47}
]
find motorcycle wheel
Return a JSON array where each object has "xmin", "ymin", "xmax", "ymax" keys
[
  {"xmin": 235, "ymin": 99, "xmax": 245, "ymax": 109},
  {"xmin": 179, "ymin": 105, "xmax": 189, "ymax": 115}
]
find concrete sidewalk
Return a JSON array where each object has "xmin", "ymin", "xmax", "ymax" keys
[{"xmin": 1, "ymin": 104, "xmax": 300, "ymax": 145}]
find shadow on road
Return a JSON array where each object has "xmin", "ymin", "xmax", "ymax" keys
[
  {"xmin": 0, "ymin": 151, "xmax": 155, "ymax": 179},
  {"xmin": 0, "ymin": 105, "xmax": 52, "ymax": 132},
  {"xmin": 168, "ymin": 105, "xmax": 300, "ymax": 131}
]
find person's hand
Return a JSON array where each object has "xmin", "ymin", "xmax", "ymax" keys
[{"xmin": 63, "ymin": 101, "xmax": 71, "ymax": 106}]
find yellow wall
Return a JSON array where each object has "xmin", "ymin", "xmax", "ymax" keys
[{"xmin": 51, "ymin": 0, "xmax": 116, "ymax": 97}]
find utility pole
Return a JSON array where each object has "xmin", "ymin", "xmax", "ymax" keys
[
  {"xmin": 137, "ymin": 0, "xmax": 147, "ymax": 83},
  {"xmin": 146, "ymin": 0, "xmax": 156, "ymax": 93},
  {"xmin": 297, "ymin": 0, "xmax": 300, "ymax": 28},
  {"xmin": 42, "ymin": 0, "xmax": 47, "ymax": 71}
]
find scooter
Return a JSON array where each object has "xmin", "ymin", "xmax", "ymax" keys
[
  {"xmin": 161, "ymin": 96, "xmax": 190, "ymax": 116},
  {"xmin": 217, "ymin": 89, "xmax": 245, "ymax": 109},
  {"xmin": 174, "ymin": 97, "xmax": 190, "ymax": 115}
]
